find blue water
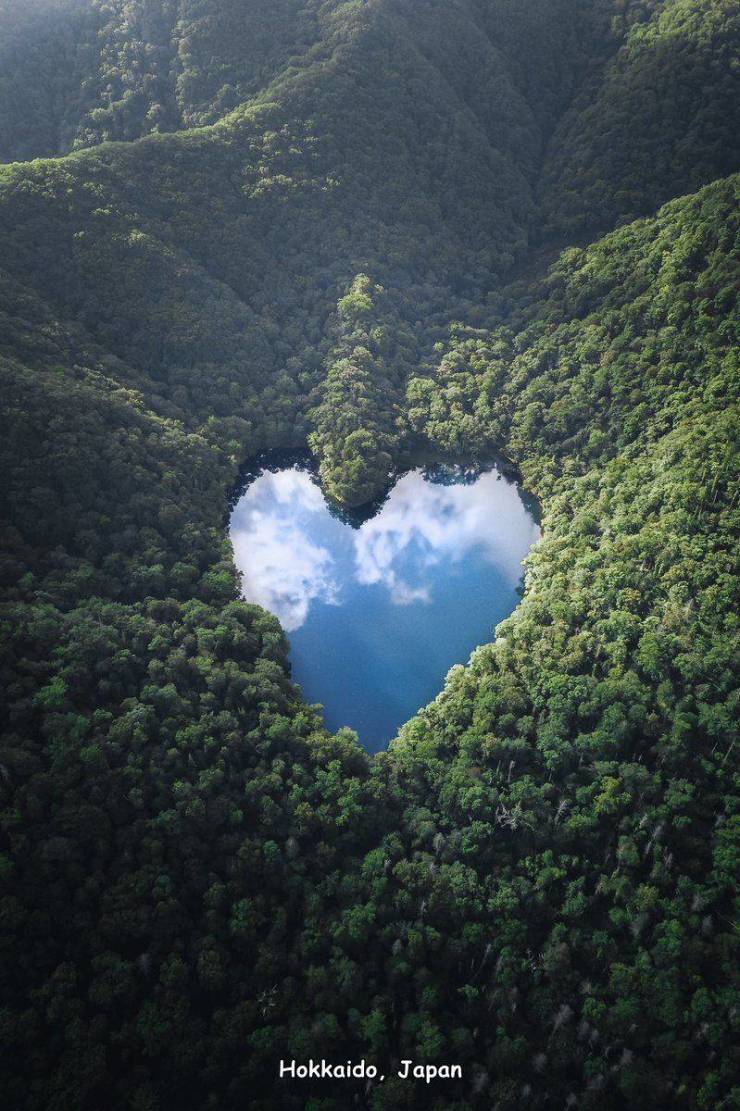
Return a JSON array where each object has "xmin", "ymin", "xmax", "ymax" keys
[{"xmin": 230, "ymin": 460, "xmax": 539, "ymax": 752}]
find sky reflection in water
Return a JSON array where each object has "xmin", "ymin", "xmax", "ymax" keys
[{"xmin": 230, "ymin": 463, "xmax": 539, "ymax": 751}]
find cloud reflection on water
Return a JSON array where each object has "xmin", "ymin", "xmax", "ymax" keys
[
  {"xmin": 352, "ymin": 470, "xmax": 533, "ymax": 605},
  {"xmin": 230, "ymin": 465, "xmax": 537, "ymax": 631},
  {"xmin": 231, "ymin": 470, "xmax": 339, "ymax": 631}
]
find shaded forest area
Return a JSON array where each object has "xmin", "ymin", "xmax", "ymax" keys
[{"xmin": 0, "ymin": 1, "xmax": 738, "ymax": 1109}]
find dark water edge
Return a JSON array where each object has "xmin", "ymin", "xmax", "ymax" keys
[{"xmin": 228, "ymin": 445, "xmax": 542, "ymax": 528}]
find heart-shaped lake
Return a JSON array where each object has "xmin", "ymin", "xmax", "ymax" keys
[{"xmin": 230, "ymin": 458, "xmax": 540, "ymax": 752}]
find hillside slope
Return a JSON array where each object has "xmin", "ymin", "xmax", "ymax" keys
[
  {"xmin": 0, "ymin": 0, "xmax": 320, "ymax": 159},
  {"xmin": 3, "ymin": 165, "xmax": 737, "ymax": 1111},
  {"xmin": 1, "ymin": 0, "xmax": 738, "ymax": 508},
  {"xmin": 0, "ymin": 0, "xmax": 607, "ymax": 515},
  {"xmin": 541, "ymin": 0, "xmax": 740, "ymax": 236},
  {"xmin": 0, "ymin": 0, "xmax": 600, "ymax": 162},
  {"xmin": 0, "ymin": 2, "xmax": 738, "ymax": 1109}
]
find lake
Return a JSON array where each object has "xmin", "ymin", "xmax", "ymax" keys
[{"xmin": 230, "ymin": 458, "xmax": 540, "ymax": 752}]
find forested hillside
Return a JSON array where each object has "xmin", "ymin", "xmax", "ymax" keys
[
  {"xmin": 0, "ymin": 0, "xmax": 601, "ymax": 163},
  {"xmin": 541, "ymin": 0, "xmax": 740, "ymax": 235},
  {"xmin": 0, "ymin": 0, "xmax": 320, "ymax": 159},
  {"xmin": 0, "ymin": 1, "xmax": 738, "ymax": 1109}
]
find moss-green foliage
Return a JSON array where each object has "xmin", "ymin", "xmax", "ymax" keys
[
  {"xmin": 307, "ymin": 275, "xmax": 421, "ymax": 504},
  {"xmin": 0, "ymin": 0, "xmax": 601, "ymax": 164},
  {"xmin": 0, "ymin": 0, "xmax": 96, "ymax": 161},
  {"xmin": 0, "ymin": 1, "xmax": 738, "ymax": 1108},
  {"xmin": 541, "ymin": 0, "xmax": 740, "ymax": 236},
  {"xmin": 394, "ymin": 175, "xmax": 739, "ymax": 1108},
  {"xmin": 0, "ymin": 0, "xmax": 607, "ymax": 510},
  {"xmin": 0, "ymin": 0, "xmax": 320, "ymax": 160}
]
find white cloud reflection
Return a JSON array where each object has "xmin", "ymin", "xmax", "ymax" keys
[
  {"xmin": 231, "ymin": 470, "xmax": 339, "ymax": 631},
  {"xmin": 352, "ymin": 470, "xmax": 535, "ymax": 604},
  {"xmin": 230, "ymin": 466, "xmax": 538, "ymax": 630}
]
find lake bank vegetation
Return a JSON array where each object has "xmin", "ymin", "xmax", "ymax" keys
[{"xmin": 0, "ymin": 1, "xmax": 738, "ymax": 1108}]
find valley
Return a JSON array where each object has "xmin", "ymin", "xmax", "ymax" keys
[{"xmin": 0, "ymin": 2, "xmax": 738, "ymax": 1109}]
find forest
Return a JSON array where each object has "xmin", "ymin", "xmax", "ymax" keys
[{"xmin": 0, "ymin": 1, "xmax": 738, "ymax": 1109}]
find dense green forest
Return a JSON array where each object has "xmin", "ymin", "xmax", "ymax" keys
[{"xmin": 0, "ymin": 1, "xmax": 738, "ymax": 1109}]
